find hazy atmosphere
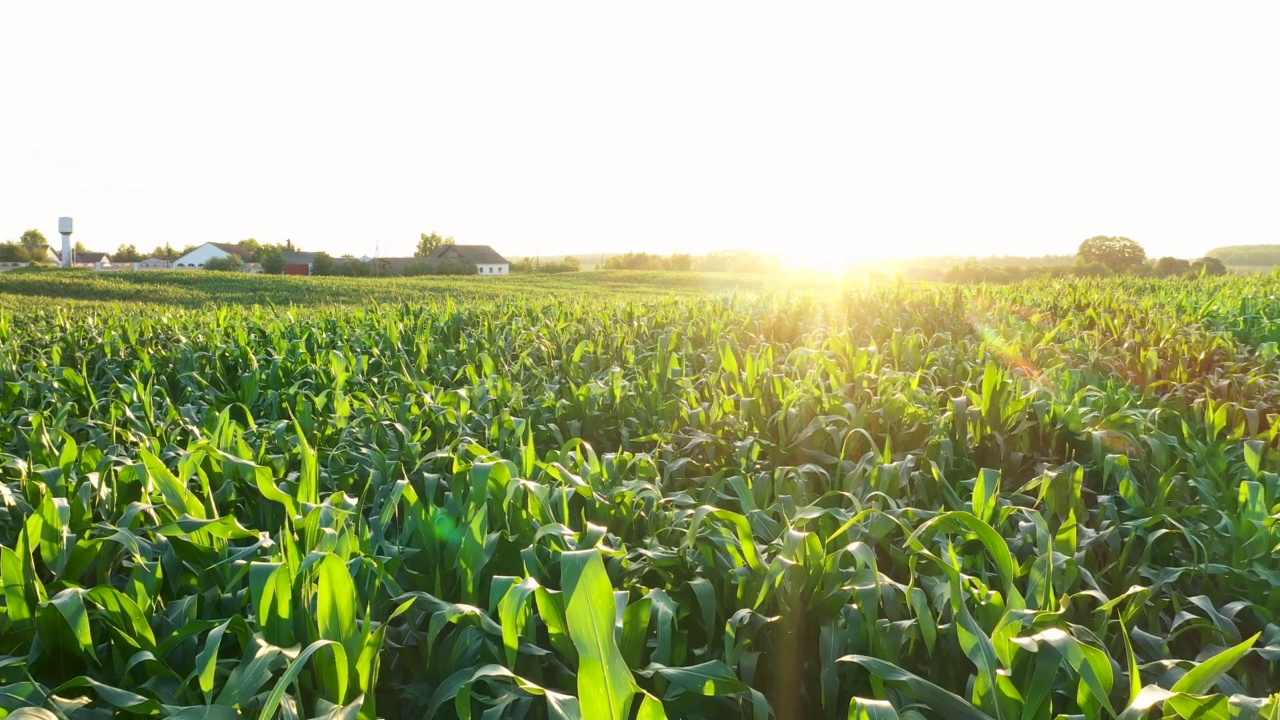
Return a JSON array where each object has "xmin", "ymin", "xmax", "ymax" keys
[
  {"xmin": 3, "ymin": 3, "xmax": 1278, "ymax": 264},
  {"xmin": 7, "ymin": 5, "xmax": 1280, "ymax": 717}
]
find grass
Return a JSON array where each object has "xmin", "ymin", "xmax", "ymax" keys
[{"xmin": 0, "ymin": 270, "xmax": 1276, "ymax": 718}]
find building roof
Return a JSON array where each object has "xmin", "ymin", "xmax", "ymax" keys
[
  {"xmin": 283, "ymin": 251, "xmax": 318, "ymax": 264},
  {"xmin": 77, "ymin": 252, "xmax": 110, "ymax": 263},
  {"xmin": 139, "ymin": 257, "xmax": 170, "ymax": 263},
  {"xmin": 429, "ymin": 244, "xmax": 509, "ymax": 264},
  {"xmin": 381, "ymin": 257, "xmax": 428, "ymax": 274},
  {"xmin": 209, "ymin": 243, "xmax": 255, "ymax": 261}
]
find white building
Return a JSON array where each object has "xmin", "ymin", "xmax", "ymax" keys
[
  {"xmin": 136, "ymin": 257, "xmax": 172, "ymax": 270},
  {"xmin": 429, "ymin": 244, "xmax": 510, "ymax": 275},
  {"xmin": 172, "ymin": 242, "xmax": 255, "ymax": 269}
]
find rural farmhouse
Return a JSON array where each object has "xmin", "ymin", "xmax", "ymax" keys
[
  {"xmin": 173, "ymin": 243, "xmax": 257, "ymax": 270},
  {"xmin": 430, "ymin": 244, "xmax": 510, "ymax": 275}
]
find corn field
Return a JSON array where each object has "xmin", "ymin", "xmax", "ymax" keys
[{"xmin": 0, "ymin": 272, "xmax": 1279, "ymax": 719}]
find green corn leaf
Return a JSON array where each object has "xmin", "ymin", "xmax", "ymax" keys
[
  {"xmin": 194, "ymin": 618, "xmax": 232, "ymax": 696},
  {"xmin": 1169, "ymin": 632, "xmax": 1260, "ymax": 694},
  {"xmin": 619, "ymin": 597, "xmax": 653, "ymax": 669},
  {"xmin": 152, "ymin": 516, "xmax": 259, "ymax": 540},
  {"xmin": 49, "ymin": 676, "xmax": 160, "ymax": 713},
  {"xmin": 316, "ymin": 554, "xmax": 358, "ymax": 653},
  {"xmin": 561, "ymin": 549, "xmax": 635, "ymax": 720},
  {"xmin": 971, "ymin": 468, "xmax": 999, "ymax": 525},
  {"xmin": 1028, "ymin": 629, "xmax": 1115, "ymax": 717},
  {"xmin": 258, "ymin": 640, "xmax": 349, "ymax": 719},
  {"xmin": 36, "ymin": 494, "xmax": 70, "ymax": 578},
  {"xmin": 161, "ymin": 705, "xmax": 241, "ymax": 720},
  {"xmin": 636, "ymin": 691, "xmax": 668, "ymax": 720},
  {"xmin": 140, "ymin": 449, "xmax": 205, "ymax": 519},
  {"xmin": 850, "ymin": 697, "xmax": 901, "ymax": 720},
  {"xmin": 310, "ymin": 696, "xmax": 365, "ymax": 720},
  {"xmin": 909, "ymin": 511, "xmax": 1016, "ymax": 594},
  {"xmin": 499, "ymin": 577, "xmax": 540, "ymax": 667},
  {"xmin": 1, "ymin": 546, "xmax": 32, "ymax": 624},
  {"xmin": 44, "ymin": 588, "xmax": 93, "ymax": 658},
  {"xmin": 641, "ymin": 660, "xmax": 748, "ymax": 696},
  {"xmin": 838, "ymin": 655, "xmax": 995, "ymax": 720},
  {"xmin": 85, "ymin": 585, "xmax": 156, "ymax": 651},
  {"xmin": 214, "ymin": 636, "xmax": 288, "ymax": 707},
  {"xmin": 7, "ymin": 709, "xmax": 59, "ymax": 720}
]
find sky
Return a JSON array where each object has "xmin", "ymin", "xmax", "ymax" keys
[{"xmin": 2, "ymin": 3, "xmax": 1278, "ymax": 265}]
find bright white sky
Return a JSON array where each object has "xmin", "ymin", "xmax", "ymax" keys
[{"xmin": 2, "ymin": 3, "xmax": 1278, "ymax": 264}]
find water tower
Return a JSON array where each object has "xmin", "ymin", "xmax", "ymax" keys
[{"xmin": 58, "ymin": 217, "xmax": 73, "ymax": 267}]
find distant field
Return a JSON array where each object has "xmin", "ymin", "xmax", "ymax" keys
[{"xmin": 0, "ymin": 267, "xmax": 842, "ymax": 308}]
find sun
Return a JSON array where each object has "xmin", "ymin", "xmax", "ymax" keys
[{"xmin": 785, "ymin": 247, "xmax": 856, "ymax": 275}]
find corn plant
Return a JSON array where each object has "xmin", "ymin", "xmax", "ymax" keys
[{"xmin": 0, "ymin": 271, "xmax": 1277, "ymax": 719}]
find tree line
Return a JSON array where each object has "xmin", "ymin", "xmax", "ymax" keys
[
  {"xmin": 301, "ymin": 232, "xmax": 473, "ymax": 276},
  {"xmin": 600, "ymin": 250, "xmax": 776, "ymax": 273},
  {"xmin": 941, "ymin": 236, "xmax": 1226, "ymax": 283}
]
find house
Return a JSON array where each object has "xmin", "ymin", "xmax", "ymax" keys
[
  {"xmin": 430, "ymin": 244, "xmax": 510, "ymax": 275},
  {"xmin": 136, "ymin": 257, "xmax": 172, "ymax": 270},
  {"xmin": 283, "ymin": 251, "xmax": 318, "ymax": 275},
  {"xmin": 172, "ymin": 242, "xmax": 255, "ymax": 269},
  {"xmin": 73, "ymin": 252, "xmax": 112, "ymax": 270}
]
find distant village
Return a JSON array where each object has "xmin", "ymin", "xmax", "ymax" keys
[{"xmin": 0, "ymin": 232, "xmax": 511, "ymax": 277}]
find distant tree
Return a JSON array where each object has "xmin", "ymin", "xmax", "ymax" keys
[
  {"xmin": 604, "ymin": 252, "xmax": 666, "ymax": 270},
  {"xmin": 237, "ymin": 238, "xmax": 263, "ymax": 261},
  {"xmin": 0, "ymin": 242, "xmax": 46, "ymax": 263},
  {"xmin": 1072, "ymin": 261, "xmax": 1113, "ymax": 278},
  {"xmin": 74, "ymin": 241, "xmax": 89, "ymax": 255},
  {"xmin": 696, "ymin": 250, "xmax": 774, "ymax": 274},
  {"xmin": 114, "ymin": 244, "xmax": 144, "ymax": 263},
  {"xmin": 400, "ymin": 261, "xmax": 428, "ymax": 277},
  {"xmin": 259, "ymin": 245, "xmax": 286, "ymax": 274},
  {"xmin": 1190, "ymin": 257, "xmax": 1227, "ymax": 276},
  {"xmin": 415, "ymin": 232, "xmax": 454, "ymax": 258},
  {"xmin": 20, "ymin": 229, "xmax": 47, "ymax": 248},
  {"xmin": 149, "ymin": 243, "xmax": 180, "ymax": 261},
  {"xmin": 1203, "ymin": 245, "xmax": 1280, "ymax": 267},
  {"xmin": 333, "ymin": 259, "xmax": 373, "ymax": 277},
  {"xmin": 1077, "ymin": 236, "xmax": 1146, "ymax": 272},
  {"xmin": 203, "ymin": 255, "xmax": 244, "ymax": 272},
  {"xmin": 312, "ymin": 252, "xmax": 335, "ymax": 276},
  {"xmin": 1153, "ymin": 257, "xmax": 1191, "ymax": 276},
  {"xmin": 509, "ymin": 256, "xmax": 580, "ymax": 274}
]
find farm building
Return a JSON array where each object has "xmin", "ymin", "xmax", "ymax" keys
[
  {"xmin": 37, "ymin": 246, "xmax": 62, "ymax": 264},
  {"xmin": 173, "ymin": 243, "xmax": 255, "ymax": 269},
  {"xmin": 73, "ymin": 252, "xmax": 112, "ymax": 270},
  {"xmin": 135, "ymin": 257, "xmax": 172, "ymax": 270},
  {"xmin": 283, "ymin": 251, "xmax": 318, "ymax": 275},
  {"xmin": 430, "ymin": 245, "xmax": 510, "ymax": 275}
]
